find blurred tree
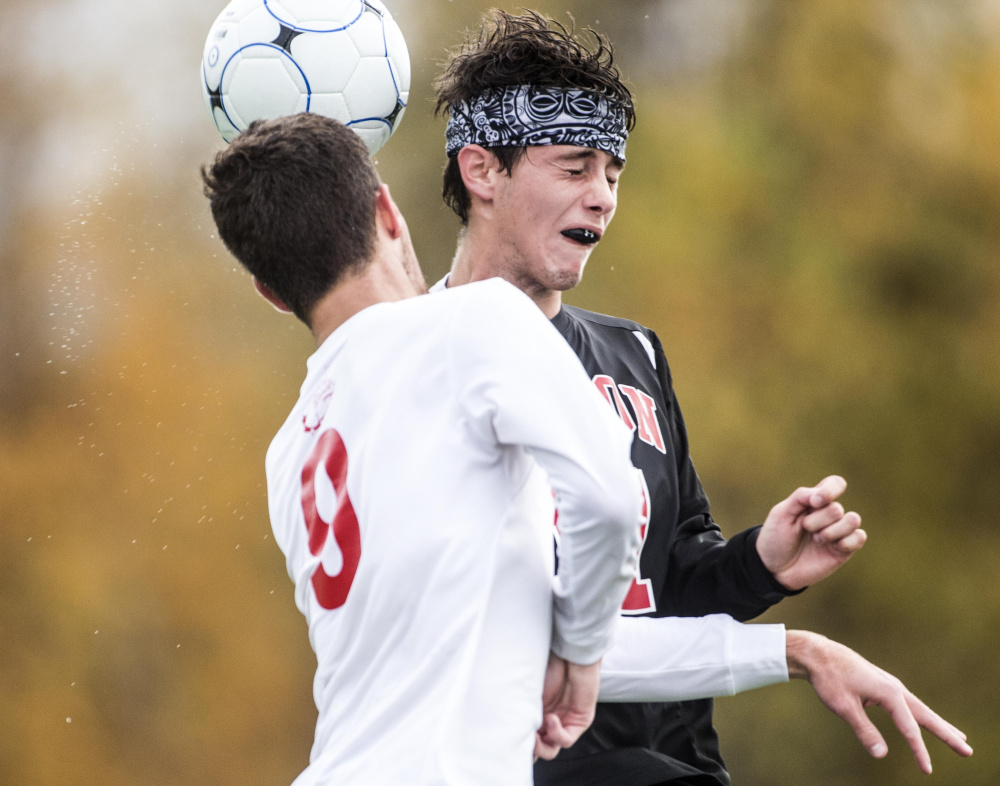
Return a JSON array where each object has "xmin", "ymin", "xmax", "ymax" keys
[
  {"xmin": 1, "ymin": 1, "xmax": 997, "ymax": 785},
  {"xmin": 0, "ymin": 1, "xmax": 53, "ymax": 421},
  {"xmin": 565, "ymin": 1, "xmax": 1000, "ymax": 782}
]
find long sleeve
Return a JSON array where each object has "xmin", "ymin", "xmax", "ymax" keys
[
  {"xmin": 449, "ymin": 279, "xmax": 643, "ymax": 665},
  {"xmin": 598, "ymin": 615, "xmax": 787, "ymax": 702}
]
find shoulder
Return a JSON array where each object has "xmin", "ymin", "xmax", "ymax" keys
[
  {"xmin": 466, "ymin": 276, "xmax": 538, "ymax": 307},
  {"xmin": 431, "ymin": 276, "xmax": 535, "ymax": 311},
  {"xmin": 562, "ymin": 305, "xmax": 665, "ymax": 370},
  {"xmin": 373, "ymin": 279, "xmax": 532, "ymax": 329},
  {"xmin": 447, "ymin": 278, "xmax": 552, "ymax": 333},
  {"xmin": 562, "ymin": 305, "xmax": 652, "ymax": 336},
  {"xmin": 446, "ymin": 279, "xmax": 564, "ymax": 366}
]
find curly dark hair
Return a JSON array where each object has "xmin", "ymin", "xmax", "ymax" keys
[
  {"xmin": 201, "ymin": 114, "xmax": 380, "ymax": 324},
  {"xmin": 434, "ymin": 9, "xmax": 635, "ymax": 224}
]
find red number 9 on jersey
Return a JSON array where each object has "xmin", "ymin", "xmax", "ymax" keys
[{"xmin": 300, "ymin": 429, "xmax": 361, "ymax": 610}]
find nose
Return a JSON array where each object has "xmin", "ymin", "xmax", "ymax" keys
[{"xmin": 586, "ymin": 173, "xmax": 616, "ymax": 217}]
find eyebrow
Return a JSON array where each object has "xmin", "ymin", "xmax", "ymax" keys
[{"xmin": 556, "ymin": 149, "xmax": 626, "ymax": 172}]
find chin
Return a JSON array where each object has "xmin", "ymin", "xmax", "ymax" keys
[{"xmin": 547, "ymin": 260, "xmax": 587, "ymax": 291}]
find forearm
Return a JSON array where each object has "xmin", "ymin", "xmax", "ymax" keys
[
  {"xmin": 664, "ymin": 525, "xmax": 797, "ymax": 620},
  {"xmin": 549, "ymin": 455, "xmax": 643, "ymax": 664},
  {"xmin": 598, "ymin": 614, "xmax": 787, "ymax": 702}
]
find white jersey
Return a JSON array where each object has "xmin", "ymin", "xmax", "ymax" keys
[{"xmin": 265, "ymin": 279, "xmax": 642, "ymax": 786}]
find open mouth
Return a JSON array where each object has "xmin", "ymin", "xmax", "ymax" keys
[{"xmin": 561, "ymin": 228, "xmax": 601, "ymax": 245}]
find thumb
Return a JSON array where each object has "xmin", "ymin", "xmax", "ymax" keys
[
  {"xmin": 781, "ymin": 486, "xmax": 818, "ymax": 518},
  {"xmin": 538, "ymin": 712, "xmax": 574, "ymax": 749}
]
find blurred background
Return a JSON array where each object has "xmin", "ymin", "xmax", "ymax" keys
[{"xmin": 0, "ymin": 0, "xmax": 997, "ymax": 783}]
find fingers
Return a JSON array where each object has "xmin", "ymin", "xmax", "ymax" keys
[
  {"xmin": 799, "ymin": 632, "xmax": 973, "ymax": 774},
  {"xmin": 809, "ymin": 475, "xmax": 847, "ymax": 508},
  {"xmin": 830, "ymin": 528, "xmax": 867, "ymax": 554},
  {"xmin": 536, "ymin": 657, "xmax": 600, "ymax": 760},
  {"xmin": 534, "ymin": 731, "xmax": 559, "ymax": 761},
  {"xmin": 803, "ymin": 506, "xmax": 863, "ymax": 543},
  {"xmin": 877, "ymin": 686, "xmax": 933, "ymax": 774},
  {"xmin": 808, "ymin": 511, "xmax": 862, "ymax": 545},
  {"xmin": 801, "ymin": 502, "xmax": 845, "ymax": 533},
  {"xmin": 786, "ymin": 475, "xmax": 848, "ymax": 516},
  {"xmin": 558, "ymin": 661, "xmax": 600, "ymax": 739},
  {"xmin": 838, "ymin": 699, "xmax": 890, "ymax": 762},
  {"xmin": 868, "ymin": 677, "xmax": 976, "ymax": 774},
  {"xmin": 790, "ymin": 475, "xmax": 847, "ymax": 509},
  {"xmin": 537, "ymin": 653, "xmax": 571, "ymax": 760},
  {"xmin": 534, "ymin": 727, "xmax": 563, "ymax": 760},
  {"xmin": 804, "ymin": 504, "xmax": 865, "ymax": 551},
  {"xmin": 535, "ymin": 714, "xmax": 573, "ymax": 758},
  {"xmin": 907, "ymin": 692, "xmax": 975, "ymax": 758}
]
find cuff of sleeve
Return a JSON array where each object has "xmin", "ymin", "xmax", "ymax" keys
[
  {"xmin": 550, "ymin": 628, "xmax": 608, "ymax": 666},
  {"xmin": 738, "ymin": 526, "xmax": 808, "ymax": 601},
  {"xmin": 728, "ymin": 622, "xmax": 789, "ymax": 694}
]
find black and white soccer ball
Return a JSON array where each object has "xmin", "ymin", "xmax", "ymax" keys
[{"xmin": 201, "ymin": 0, "xmax": 410, "ymax": 155}]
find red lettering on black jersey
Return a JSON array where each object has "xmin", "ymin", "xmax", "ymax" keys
[
  {"xmin": 592, "ymin": 374, "xmax": 637, "ymax": 433},
  {"xmin": 619, "ymin": 385, "xmax": 666, "ymax": 454},
  {"xmin": 301, "ymin": 429, "xmax": 361, "ymax": 610},
  {"xmin": 592, "ymin": 374, "xmax": 666, "ymax": 455}
]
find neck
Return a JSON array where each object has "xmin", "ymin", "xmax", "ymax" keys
[
  {"xmin": 310, "ymin": 255, "xmax": 418, "ymax": 347},
  {"xmin": 448, "ymin": 225, "xmax": 563, "ymax": 320}
]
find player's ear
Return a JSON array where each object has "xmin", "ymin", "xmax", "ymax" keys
[
  {"xmin": 374, "ymin": 184, "xmax": 404, "ymax": 240},
  {"xmin": 456, "ymin": 145, "xmax": 499, "ymax": 203},
  {"xmin": 253, "ymin": 278, "xmax": 293, "ymax": 314}
]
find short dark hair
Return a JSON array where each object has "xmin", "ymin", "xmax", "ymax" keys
[
  {"xmin": 434, "ymin": 10, "xmax": 636, "ymax": 224},
  {"xmin": 201, "ymin": 114, "xmax": 380, "ymax": 324}
]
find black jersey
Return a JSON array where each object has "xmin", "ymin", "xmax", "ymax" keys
[{"xmin": 534, "ymin": 306, "xmax": 796, "ymax": 786}]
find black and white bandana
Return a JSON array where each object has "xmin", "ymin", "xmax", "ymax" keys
[{"xmin": 445, "ymin": 85, "xmax": 629, "ymax": 161}]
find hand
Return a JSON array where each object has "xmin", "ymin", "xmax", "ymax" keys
[
  {"xmin": 787, "ymin": 630, "xmax": 973, "ymax": 773},
  {"xmin": 533, "ymin": 652, "xmax": 601, "ymax": 761},
  {"xmin": 756, "ymin": 475, "xmax": 866, "ymax": 590}
]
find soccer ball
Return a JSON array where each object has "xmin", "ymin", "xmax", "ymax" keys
[{"xmin": 201, "ymin": 0, "xmax": 410, "ymax": 155}]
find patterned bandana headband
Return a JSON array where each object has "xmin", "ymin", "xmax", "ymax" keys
[{"xmin": 445, "ymin": 85, "xmax": 629, "ymax": 161}]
